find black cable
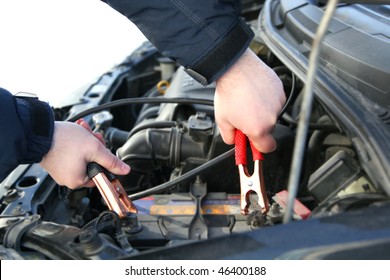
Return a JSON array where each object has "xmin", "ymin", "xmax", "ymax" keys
[
  {"xmin": 282, "ymin": 112, "xmax": 337, "ymax": 130},
  {"xmin": 95, "ymin": 210, "xmax": 122, "ymax": 231},
  {"xmin": 273, "ymin": 66, "xmax": 296, "ymax": 118},
  {"xmin": 0, "ymin": 214, "xmax": 28, "ymax": 218},
  {"xmin": 82, "ymin": 210, "xmax": 122, "ymax": 233},
  {"xmin": 67, "ymin": 97, "xmax": 214, "ymax": 122},
  {"xmin": 129, "ymin": 148, "xmax": 235, "ymax": 200},
  {"xmin": 274, "ymin": 66, "xmax": 337, "ymax": 130}
]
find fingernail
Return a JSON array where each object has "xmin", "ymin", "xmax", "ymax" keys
[{"xmin": 121, "ymin": 163, "xmax": 131, "ymax": 173}]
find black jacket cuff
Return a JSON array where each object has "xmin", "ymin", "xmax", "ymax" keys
[
  {"xmin": 15, "ymin": 97, "xmax": 54, "ymax": 163},
  {"xmin": 184, "ymin": 20, "xmax": 254, "ymax": 85}
]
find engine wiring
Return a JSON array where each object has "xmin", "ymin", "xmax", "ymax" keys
[
  {"xmin": 62, "ymin": 26, "xmax": 326, "ymax": 213},
  {"xmin": 62, "ymin": 64, "xmax": 300, "ymax": 205},
  {"xmin": 61, "ymin": 95, "xmax": 236, "ymax": 201},
  {"xmin": 128, "ymin": 148, "xmax": 235, "ymax": 200},
  {"xmin": 67, "ymin": 97, "xmax": 214, "ymax": 122},
  {"xmin": 273, "ymin": 66, "xmax": 337, "ymax": 130},
  {"xmin": 272, "ymin": 66, "xmax": 296, "ymax": 118},
  {"xmin": 281, "ymin": 113, "xmax": 337, "ymax": 130},
  {"xmin": 65, "ymin": 94, "xmax": 295, "ymax": 202},
  {"xmin": 283, "ymin": 0, "xmax": 340, "ymax": 223}
]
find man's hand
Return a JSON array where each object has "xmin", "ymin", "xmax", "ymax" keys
[
  {"xmin": 39, "ymin": 121, "xmax": 130, "ymax": 189},
  {"xmin": 215, "ymin": 48, "xmax": 286, "ymax": 153}
]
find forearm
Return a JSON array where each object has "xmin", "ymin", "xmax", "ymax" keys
[{"xmin": 102, "ymin": 0, "xmax": 254, "ymax": 85}]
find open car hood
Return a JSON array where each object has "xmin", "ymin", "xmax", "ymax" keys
[
  {"xmin": 259, "ymin": 0, "xmax": 390, "ymax": 107},
  {"xmin": 259, "ymin": 0, "xmax": 390, "ymax": 193}
]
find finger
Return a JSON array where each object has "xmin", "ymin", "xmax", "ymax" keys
[
  {"xmin": 249, "ymin": 133, "xmax": 277, "ymax": 154},
  {"xmin": 76, "ymin": 118, "xmax": 93, "ymax": 133},
  {"xmin": 77, "ymin": 119, "xmax": 105, "ymax": 145},
  {"xmin": 93, "ymin": 132, "xmax": 106, "ymax": 145},
  {"xmin": 83, "ymin": 180, "xmax": 96, "ymax": 188},
  {"xmin": 75, "ymin": 118, "xmax": 84, "ymax": 126},
  {"xmin": 217, "ymin": 121, "xmax": 236, "ymax": 145},
  {"xmin": 93, "ymin": 148, "xmax": 131, "ymax": 176}
]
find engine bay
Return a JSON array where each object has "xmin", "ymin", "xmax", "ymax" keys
[{"xmin": 1, "ymin": 0, "xmax": 389, "ymax": 260}]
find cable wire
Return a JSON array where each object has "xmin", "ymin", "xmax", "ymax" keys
[
  {"xmin": 281, "ymin": 112, "xmax": 337, "ymax": 130},
  {"xmin": 67, "ymin": 97, "xmax": 214, "ymax": 122},
  {"xmin": 129, "ymin": 148, "xmax": 235, "ymax": 200},
  {"xmin": 273, "ymin": 66, "xmax": 296, "ymax": 118},
  {"xmin": 283, "ymin": 0, "xmax": 339, "ymax": 224}
]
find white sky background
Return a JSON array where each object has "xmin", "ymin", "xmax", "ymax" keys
[{"xmin": 0, "ymin": 0, "xmax": 146, "ymax": 106}]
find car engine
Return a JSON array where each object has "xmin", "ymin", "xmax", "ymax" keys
[{"xmin": 1, "ymin": 0, "xmax": 389, "ymax": 260}]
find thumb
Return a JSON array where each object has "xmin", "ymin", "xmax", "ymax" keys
[{"xmin": 93, "ymin": 148, "xmax": 131, "ymax": 176}]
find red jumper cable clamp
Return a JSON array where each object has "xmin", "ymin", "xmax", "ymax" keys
[{"xmin": 235, "ymin": 130, "xmax": 270, "ymax": 215}]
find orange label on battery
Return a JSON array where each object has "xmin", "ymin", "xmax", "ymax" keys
[{"xmin": 150, "ymin": 204, "xmax": 241, "ymax": 215}]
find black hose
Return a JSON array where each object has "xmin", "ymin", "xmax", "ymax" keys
[
  {"xmin": 128, "ymin": 121, "xmax": 177, "ymax": 138},
  {"xmin": 134, "ymin": 106, "xmax": 160, "ymax": 125},
  {"xmin": 67, "ymin": 97, "xmax": 214, "ymax": 122}
]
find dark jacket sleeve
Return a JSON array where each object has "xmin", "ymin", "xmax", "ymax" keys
[
  {"xmin": 102, "ymin": 0, "xmax": 254, "ymax": 85},
  {"xmin": 0, "ymin": 88, "xmax": 54, "ymax": 181}
]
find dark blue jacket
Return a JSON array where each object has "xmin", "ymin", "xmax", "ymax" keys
[
  {"xmin": 102, "ymin": 0, "xmax": 253, "ymax": 85},
  {"xmin": 0, "ymin": 88, "xmax": 54, "ymax": 180},
  {"xmin": 1, "ymin": 0, "xmax": 253, "ymax": 181}
]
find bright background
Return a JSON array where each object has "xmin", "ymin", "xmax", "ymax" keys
[{"xmin": 0, "ymin": 0, "xmax": 146, "ymax": 106}]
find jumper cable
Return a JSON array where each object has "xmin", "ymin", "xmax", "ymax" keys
[
  {"xmin": 235, "ymin": 129, "xmax": 269, "ymax": 215},
  {"xmin": 87, "ymin": 162, "xmax": 137, "ymax": 218}
]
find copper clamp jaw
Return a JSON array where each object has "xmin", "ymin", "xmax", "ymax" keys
[
  {"xmin": 235, "ymin": 130, "xmax": 270, "ymax": 215},
  {"xmin": 87, "ymin": 162, "xmax": 137, "ymax": 219},
  {"xmin": 237, "ymin": 159, "xmax": 269, "ymax": 215}
]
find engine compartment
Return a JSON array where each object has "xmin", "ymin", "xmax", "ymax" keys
[{"xmin": 1, "ymin": 0, "xmax": 389, "ymax": 259}]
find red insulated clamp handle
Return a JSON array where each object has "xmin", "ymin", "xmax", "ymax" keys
[
  {"xmin": 250, "ymin": 140, "xmax": 264, "ymax": 161},
  {"xmin": 235, "ymin": 130, "xmax": 247, "ymax": 165},
  {"xmin": 234, "ymin": 130, "xmax": 263, "ymax": 165}
]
